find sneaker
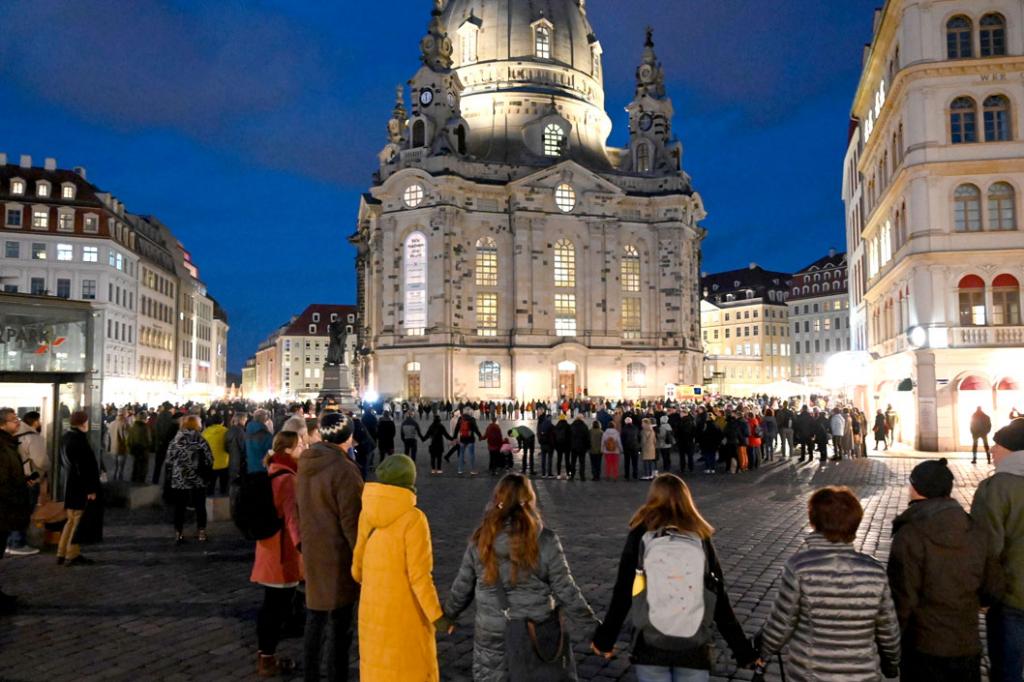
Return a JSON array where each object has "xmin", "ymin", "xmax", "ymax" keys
[{"xmin": 5, "ymin": 546, "xmax": 40, "ymax": 557}]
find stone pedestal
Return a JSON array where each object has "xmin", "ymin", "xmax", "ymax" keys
[
  {"xmin": 320, "ymin": 364, "xmax": 357, "ymax": 406},
  {"xmin": 205, "ymin": 495, "xmax": 232, "ymax": 523}
]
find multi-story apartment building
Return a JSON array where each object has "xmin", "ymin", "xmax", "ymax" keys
[
  {"xmin": 0, "ymin": 155, "xmax": 228, "ymax": 403},
  {"xmin": 174, "ymin": 245, "xmax": 218, "ymax": 400},
  {"xmin": 129, "ymin": 214, "xmax": 179, "ymax": 402},
  {"xmin": 843, "ymin": 1, "xmax": 1024, "ymax": 450},
  {"xmin": 701, "ymin": 264, "xmax": 793, "ymax": 396},
  {"xmin": 213, "ymin": 301, "xmax": 229, "ymax": 393},
  {"xmin": 247, "ymin": 304, "xmax": 358, "ymax": 401},
  {"xmin": 789, "ymin": 250, "xmax": 851, "ymax": 383}
]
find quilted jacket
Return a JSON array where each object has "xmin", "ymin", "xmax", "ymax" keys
[
  {"xmin": 760, "ymin": 533, "xmax": 901, "ymax": 681},
  {"xmin": 444, "ymin": 527, "xmax": 599, "ymax": 682}
]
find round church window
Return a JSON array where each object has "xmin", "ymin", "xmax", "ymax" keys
[
  {"xmin": 403, "ymin": 183, "xmax": 425, "ymax": 208},
  {"xmin": 555, "ymin": 183, "xmax": 576, "ymax": 213}
]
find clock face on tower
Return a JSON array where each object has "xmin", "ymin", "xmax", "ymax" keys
[
  {"xmin": 420, "ymin": 89, "xmax": 434, "ymax": 106},
  {"xmin": 639, "ymin": 113, "xmax": 653, "ymax": 132}
]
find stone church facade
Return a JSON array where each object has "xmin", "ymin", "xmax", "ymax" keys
[{"xmin": 352, "ymin": 0, "xmax": 705, "ymax": 401}]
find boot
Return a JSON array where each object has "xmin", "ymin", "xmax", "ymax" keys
[{"xmin": 257, "ymin": 653, "xmax": 279, "ymax": 678}]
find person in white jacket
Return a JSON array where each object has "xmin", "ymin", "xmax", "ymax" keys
[
  {"xmin": 829, "ymin": 408, "xmax": 847, "ymax": 460},
  {"xmin": 7, "ymin": 412, "xmax": 46, "ymax": 556}
]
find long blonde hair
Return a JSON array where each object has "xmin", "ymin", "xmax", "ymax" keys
[
  {"xmin": 629, "ymin": 473, "xmax": 714, "ymax": 539},
  {"xmin": 472, "ymin": 474, "xmax": 542, "ymax": 585}
]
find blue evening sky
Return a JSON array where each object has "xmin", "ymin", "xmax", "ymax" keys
[{"xmin": 0, "ymin": 0, "xmax": 879, "ymax": 372}]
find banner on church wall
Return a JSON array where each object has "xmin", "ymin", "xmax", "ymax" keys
[{"xmin": 404, "ymin": 232, "xmax": 427, "ymax": 332}]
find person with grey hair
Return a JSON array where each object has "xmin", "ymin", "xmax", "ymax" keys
[{"xmin": 245, "ymin": 409, "xmax": 274, "ymax": 474}]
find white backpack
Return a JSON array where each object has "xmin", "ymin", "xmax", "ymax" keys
[{"xmin": 631, "ymin": 529, "xmax": 718, "ymax": 650}]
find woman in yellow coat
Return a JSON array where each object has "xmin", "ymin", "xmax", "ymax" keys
[{"xmin": 352, "ymin": 454, "xmax": 444, "ymax": 681}]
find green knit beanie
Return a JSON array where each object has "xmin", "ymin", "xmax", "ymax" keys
[{"xmin": 376, "ymin": 454, "xmax": 417, "ymax": 493}]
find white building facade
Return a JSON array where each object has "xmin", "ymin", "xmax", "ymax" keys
[
  {"xmin": 789, "ymin": 251, "xmax": 851, "ymax": 384},
  {"xmin": 844, "ymin": 1, "xmax": 1024, "ymax": 450},
  {"xmin": 354, "ymin": 2, "xmax": 705, "ymax": 401}
]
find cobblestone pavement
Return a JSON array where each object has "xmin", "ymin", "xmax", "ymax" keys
[{"xmin": 0, "ymin": 452, "xmax": 996, "ymax": 682}]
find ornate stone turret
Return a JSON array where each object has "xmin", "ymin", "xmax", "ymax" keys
[
  {"xmin": 387, "ymin": 85, "xmax": 407, "ymax": 145},
  {"xmin": 405, "ymin": 0, "xmax": 468, "ymax": 157},
  {"xmin": 420, "ymin": 0, "xmax": 453, "ymax": 71},
  {"xmin": 624, "ymin": 28, "xmax": 683, "ymax": 176}
]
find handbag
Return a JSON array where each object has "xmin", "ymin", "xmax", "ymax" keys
[{"xmin": 493, "ymin": 578, "xmax": 573, "ymax": 682}]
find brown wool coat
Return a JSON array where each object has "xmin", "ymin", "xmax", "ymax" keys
[{"xmin": 296, "ymin": 441, "xmax": 364, "ymax": 611}]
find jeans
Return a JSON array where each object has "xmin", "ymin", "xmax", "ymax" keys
[
  {"xmin": 57, "ymin": 508, "xmax": 84, "ymax": 560},
  {"xmin": 305, "ymin": 604, "xmax": 354, "ymax": 682},
  {"xmin": 520, "ymin": 438, "xmax": 535, "ymax": 474},
  {"xmin": 780, "ymin": 428, "xmax": 794, "ymax": 456},
  {"xmin": 7, "ymin": 484, "xmax": 39, "ymax": 548},
  {"xmin": 430, "ymin": 446, "xmax": 443, "ymax": 470},
  {"xmin": 972, "ymin": 435, "xmax": 990, "ymax": 461},
  {"xmin": 257, "ymin": 586, "xmax": 296, "ymax": 655},
  {"xmin": 702, "ymin": 448, "xmax": 717, "ymax": 471},
  {"xmin": 589, "ymin": 453, "xmax": 602, "ymax": 481},
  {"xmin": 402, "ymin": 438, "xmax": 417, "ymax": 462},
  {"xmin": 488, "ymin": 448, "xmax": 501, "ymax": 475},
  {"xmin": 570, "ymin": 450, "xmax": 586, "ymax": 480},
  {"xmin": 987, "ymin": 602, "xmax": 1024, "ymax": 682},
  {"xmin": 643, "ymin": 460, "xmax": 655, "ymax": 477},
  {"xmin": 624, "ymin": 450, "xmax": 639, "ymax": 479},
  {"xmin": 130, "ymin": 448, "xmax": 149, "ymax": 484},
  {"xmin": 541, "ymin": 446, "xmax": 553, "ymax": 476},
  {"xmin": 114, "ymin": 454, "xmax": 127, "ymax": 480},
  {"xmin": 173, "ymin": 488, "xmax": 207, "ymax": 533},
  {"xmin": 555, "ymin": 446, "xmax": 568, "ymax": 476},
  {"xmin": 659, "ymin": 447, "xmax": 672, "ymax": 473},
  {"xmin": 457, "ymin": 441, "xmax": 476, "ymax": 474},
  {"xmin": 681, "ymin": 443, "xmax": 695, "ymax": 472},
  {"xmin": 207, "ymin": 468, "xmax": 229, "ymax": 496},
  {"xmin": 634, "ymin": 665, "xmax": 709, "ymax": 682}
]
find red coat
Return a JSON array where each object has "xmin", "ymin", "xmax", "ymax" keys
[
  {"xmin": 250, "ymin": 453, "xmax": 303, "ymax": 585},
  {"xmin": 484, "ymin": 422, "xmax": 504, "ymax": 450},
  {"xmin": 747, "ymin": 418, "xmax": 762, "ymax": 447}
]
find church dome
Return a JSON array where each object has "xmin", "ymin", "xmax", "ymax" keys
[{"xmin": 438, "ymin": 0, "xmax": 612, "ymax": 168}]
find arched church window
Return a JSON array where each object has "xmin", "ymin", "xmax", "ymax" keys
[
  {"xmin": 554, "ymin": 183, "xmax": 576, "ymax": 212},
  {"xmin": 455, "ymin": 125, "xmax": 467, "ymax": 155},
  {"xmin": 621, "ymin": 246, "xmax": 640, "ymax": 293},
  {"xmin": 544, "ymin": 124, "xmax": 565, "ymax": 157},
  {"xmin": 535, "ymin": 26, "xmax": 551, "ymax": 59},
  {"xmin": 403, "ymin": 183, "xmax": 425, "ymax": 208},
  {"xmin": 475, "ymin": 237, "xmax": 498, "ymax": 286},
  {"xmin": 553, "ymin": 239, "xmax": 575, "ymax": 288},
  {"xmin": 479, "ymin": 361, "xmax": 500, "ymax": 388},
  {"xmin": 412, "ymin": 119, "xmax": 426, "ymax": 148},
  {"xmin": 636, "ymin": 142, "xmax": 651, "ymax": 173},
  {"xmin": 626, "ymin": 362, "xmax": 647, "ymax": 388}
]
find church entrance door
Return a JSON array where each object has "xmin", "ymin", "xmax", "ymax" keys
[
  {"xmin": 558, "ymin": 372, "xmax": 576, "ymax": 399},
  {"xmin": 406, "ymin": 361, "xmax": 422, "ymax": 400}
]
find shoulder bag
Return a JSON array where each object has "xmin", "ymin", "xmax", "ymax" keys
[{"xmin": 493, "ymin": 578, "xmax": 573, "ymax": 682}]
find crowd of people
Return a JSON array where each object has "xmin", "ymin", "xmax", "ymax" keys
[{"xmin": 0, "ymin": 395, "xmax": 1021, "ymax": 681}]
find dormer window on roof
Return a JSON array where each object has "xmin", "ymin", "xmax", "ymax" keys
[
  {"xmin": 543, "ymin": 123, "xmax": 565, "ymax": 157},
  {"xmin": 535, "ymin": 24, "xmax": 552, "ymax": 59},
  {"xmin": 61, "ymin": 184, "xmax": 75, "ymax": 200},
  {"xmin": 36, "ymin": 181, "xmax": 50, "ymax": 198},
  {"xmin": 10, "ymin": 179, "xmax": 25, "ymax": 195}
]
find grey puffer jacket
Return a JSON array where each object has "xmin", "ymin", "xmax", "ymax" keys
[
  {"xmin": 444, "ymin": 527, "xmax": 599, "ymax": 682},
  {"xmin": 760, "ymin": 533, "xmax": 900, "ymax": 681}
]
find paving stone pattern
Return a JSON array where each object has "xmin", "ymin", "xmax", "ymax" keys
[{"xmin": 0, "ymin": 453, "xmax": 995, "ymax": 682}]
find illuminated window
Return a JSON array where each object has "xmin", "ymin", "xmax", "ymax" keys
[
  {"xmin": 83, "ymin": 214, "xmax": 98, "ymax": 233},
  {"xmin": 36, "ymin": 182, "xmax": 50, "ymax": 198},
  {"xmin": 476, "ymin": 293, "xmax": 497, "ymax": 336},
  {"xmin": 479, "ymin": 361, "xmax": 500, "ymax": 388},
  {"xmin": 10, "ymin": 179, "xmax": 24, "ymax": 195},
  {"xmin": 535, "ymin": 25, "xmax": 551, "ymax": 59},
  {"xmin": 543, "ymin": 124, "xmax": 564, "ymax": 157},
  {"xmin": 56, "ymin": 243, "xmax": 73, "ymax": 261},
  {"xmin": 553, "ymin": 239, "xmax": 575, "ymax": 287},
  {"xmin": 31, "ymin": 243, "xmax": 46, "ymax": 260},
  {"xmin": 554, "ymin": 183, "xmax": 575, "ymax": 212},
  {"xmin": 626, "ymin": 362, "xmax": 646, "ymax": 388},
  {"xmin": 980, "ymin": 13, "xmax": 1007, "ymax": 57},
  {"xmin": 622, "ymin": 298, "xmax": 641, "ymax": 339},
  {"xmin": 58, "ymin": 212, "xmax": 74, "ymax": 232},
  {"xmin": 32, "ymin": 209, "xmax": 49, "ymax": 229},
  {"xmin": 954, "ymin": 184, "xmax": 982, "ymax": 232},
  {"xmin": 951, "ymin": 97, "xmax": 978, "ymax": 144},
  {"xmin": 554, "ymin": 294, "xmax": 576, "ymax": 336},
  {"xmin": 946, "ymin": 16, "xmax": 973, "ymax": 59},
  {"xmin": 621, "ymin": 245, "xmax": 640, "ymax": 292},
  {"xmin": 403, "ymin": 183, "xmax": 425, "ymax": 208},
  {"xmin": 958, "ymin": 275, "xmax": 986, "ymax": 326},
  {"xmin": 984, "ymin": 95, "xmax": 1012, "ymax": 142},
  {"xmin": 475, "ymin": 237, "xmax": 498, "ymax": 286},
  {"xmin": 989, "ymin": 182, "xmax": 1016, "ymax": 230},
  {"xmin": 61, "ymin": 184, "xmax": 75, "ymax": 199}
]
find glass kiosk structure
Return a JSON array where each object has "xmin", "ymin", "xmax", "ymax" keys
[{"xmin": 0, "ymin": 293, "xmax": 102, "ymax": 488}]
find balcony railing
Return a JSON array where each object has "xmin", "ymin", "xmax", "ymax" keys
[{"xmin": 948, "ymin": 325, "xmax": 1024, "ymax": 348}]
